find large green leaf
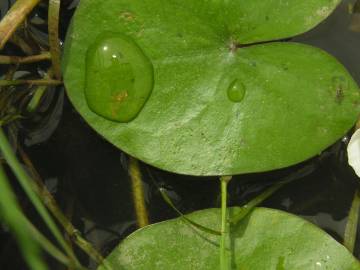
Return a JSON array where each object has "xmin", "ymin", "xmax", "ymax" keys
[
  {"xmin": 98, "ymin": 207, "xmax": 360, "ymax": 270},
  {"xmin": 63, "ymin": 0, "xmax": 360, "ymax": 175}
]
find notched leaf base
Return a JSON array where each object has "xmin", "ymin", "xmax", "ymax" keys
[{"xmin": 63, "ymin": 0, "xmax": 359, "ymax": 176}]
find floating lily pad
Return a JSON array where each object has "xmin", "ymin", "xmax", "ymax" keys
[
  {"xmin": 63, "ymin": 0, "xmax": 360, "ymax": 175},
  {"xmin": 97, "ymin": 207, "xmax": 360, "ymax": 270}
]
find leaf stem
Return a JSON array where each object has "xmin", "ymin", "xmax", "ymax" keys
[
  {"xmin": 129, "ymin": 157, "xmax": 149, "ymax": 228},
  {"xmin": 147, "ymin": 166, "xmax": 221, "ymax": 235},
  {"xmin": 48, "ymin": 0, "xmax": 62, "ymax": 79},
  {"xmin": 9, "ymin": 32, "xmax": 35, "ymax": 55},
  {"xmin": 26, "ymin": 70, "xmax": 53, "ymax": 112},
  {"xmin": 159, "ymin": 187, "xmax": 221, "ymax": 235},
  {"xmin": 0, "ymin": 79, "xmax": 62, "ymax": 86},
  {"xmin": 230, "ymin": 181, "xmax": 286, "ymax": 225},
  {"xmin": 344, "ymin": 188, "xmax": 360, "ymax": 253},
  {"xmin": 0, "ymin": 0, "xmax": 41, "ymax": 49},
  {"xmin": 0, "ymin": 52, "xmax": 51, "ymax": 64},
  {"xmin": 220, "ymin": 176, "xmax": 231, "ymax": 270}
]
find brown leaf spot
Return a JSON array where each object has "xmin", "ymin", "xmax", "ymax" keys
[
  {"xmin": 113, "ymin": 91, "xmax": 129, "ymax": 103},
  {"xmin": 335, "ymin": 87, "xmax": 344, "ymax": 104},
  {"xmin": 120, "ymin": 11, "xmax": 136, "ymax": 22}
]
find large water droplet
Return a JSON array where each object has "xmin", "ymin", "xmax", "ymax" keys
[
  {"xmin": 85, "ymin": 32, "xmax": 154, "ymax": 122},
  {"xmin": 227, "ymin": 79, "xmax": 246, "ymax": 103}
]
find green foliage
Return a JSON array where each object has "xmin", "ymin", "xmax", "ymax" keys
[
  {"xmin": 0, "ymin": 128, "xmax": 79, "ymax": 266},
  {"xmin": 98, "ymin": 207, "xmax": 360, "ymax": 270},
  {"xmin": 63, "ymin": 0, "xmax": 360, "ymax": 176},
  {"xmin": 61, "ymin": 1, "xmax": 360, "ymax": 268},
  {"xmin": 0, "ymin": 164, "xmax": 71, "ymax": 267},
  {"xmin": 0, "ymin": 165, "xmax": 47, "ymax": 270},
  {"xmin": 344, "ymin": 189, "xmax": 360, "ymax": 253}
]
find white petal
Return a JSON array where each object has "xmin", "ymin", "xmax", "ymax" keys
[{"xmin": 347, "ymin": 129, "xmax": 360, "ymax": 177}]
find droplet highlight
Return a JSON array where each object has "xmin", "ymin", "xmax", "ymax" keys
[
  {"xmin": 227, "ymin": 79, "xmax": 246, "ymax": 103},
  {"xmin": 85, "ymin": 32, "xmax": 154, "ymax": 122}
]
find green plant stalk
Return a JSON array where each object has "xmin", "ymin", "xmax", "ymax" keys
[
  {"xmin": 9, "ymin": 32, "xmax": 35, "ymax": 55},
  {"xmin": 48, "ymin": 0, "xmax": 62, "ymax": 79},
  {"xmin": 129, "ymin": 157, "xmax": 149, "ymax": 228},
  {"xmin": 27, "ymin": 85, "xmax": 48, "ymax": 112},
  {"xmin": 18, "ymin": 145, "xmax": 110, "ymax": 269},
  {"xmin": 159, "ymin": 187, "xmax": 221, "ymax": 235},
  {"xmin": 0, "ymin": 128, "xmax": 81, "ymax": 268},
  {"xmin": 25, "ymin": 219, "xmax": 71, "ymax": 267},
  {"xmin": 0, "ymin": 52, "xmax": 51, "ymax": 64},
  {"xmin": 27, "ymin": 70, "xmax": 53, "ymax": 113},
  {"xmin": 0, "ymin": 115, "xmax": 23, "ymax": 127},
  {"xmin": 147, "ymin": 166, "xmax": 221, "ymax": 235},
  {"xmin": 230, "ymin": 181, "xmax": 286, "ymax": 225},
  {"xmin": 220, "ymin": 176, "xmax": 231, "ymax": 270},
  {"xmin": 0, "ymin": 79, "xmax": 62, "ymax": 86},
  {"xmin": 0, "ymin": 164, "xmax": 47, "ymax": 270},
  {"xmin": 0, "ymin": 0, "xmax": 41, "ymax": 49},
  {"xmin": 344, "ymin": 189, "xmax": 360, "ymax": 253},
  {"xmin": 14, "ymin": 214, "xmax": 75, "ymax": 268}
]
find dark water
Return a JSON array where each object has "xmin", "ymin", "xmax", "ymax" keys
[{"xmin": 1, "ymin": 0, "xmax": 360, "ymax": 269}]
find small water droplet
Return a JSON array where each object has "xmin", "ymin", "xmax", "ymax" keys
[
  {"xmin": 342, "ymin": 136, "xmax": 349, "ymax": 144},
  {"xmin": 316, "ymin": 261, "xmax": 322, "ymax": 267},
  {"xmin": 227, "ymin": 79, "xmax": 246, "ymax": 103},
  {"xmin": 85, "ymin": 32, "xmax": 154, "ymax": 122}
]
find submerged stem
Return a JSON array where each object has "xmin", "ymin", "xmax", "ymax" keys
[
  {"xmin": 17, "ymin": 145, "xmax": 110, "ymax": 269},
  {"xmin": 0, "ymin": 52, "xmax": 51, "ymax": 64},
  {"xmin": 159, "ymin": 187, "xmax": 221, "ymax": 235},
  {"xmin": 147, "ymin": 166, "xmax": 221, "ymax": 235},
  {"xmin": 344, "ymin": 189, "xmax": 360, "ymax": 253},
  {"xmin": 220, "ymin": 176, "xmax": 232, "ymax": 270},
  {"xmin": 48, "ymin": 0, "xmax": 62, "ymax": 79},
  {"xmin": 0, "ymin": 79, "xmax": 62, "ymax": 86},
  {"xmin": 0, "ymin": 0, "xmax": 41, "ymax": 49},
  {"xmin": 0, "ymin": 128, "xmax": 81, "ymax": 268},
  {"xmin": 230, "ymin": 181, "xmax": 286, "ymax": 225},
  {"xmin": 25, "ymin": 218, "xmax": 71, "ymax": 267},
  {"xmin": 26, "ymin": 69, "xmax": 53, "ymax": 112},
  {"xmin": 9, "ymin": 32, "xmax": 35, "ymax": 55}
]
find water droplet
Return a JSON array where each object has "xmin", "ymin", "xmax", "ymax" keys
[
  {"xmin": 227, "ymin": 79, "xmax": 246, "ymax": 103},
  {"xmin": 85, "ymin": 32, "xmax": 154, "ymax": 122},
  {"xmin": 342, "ymin": 136, "xmax": 349, "ymax": 144}
]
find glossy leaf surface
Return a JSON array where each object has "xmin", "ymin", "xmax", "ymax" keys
[
  {"xmin": 63, "ymin": 0, "xmax": 360, "ymax": 175},
  {"xmin": 98, "ymin": 207, "xmax": 360, "ymax": 270}
]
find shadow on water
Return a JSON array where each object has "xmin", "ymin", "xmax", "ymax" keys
[{"xmin": 1, "ymin": 0, "xmax": 360, "ymax": 269}]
